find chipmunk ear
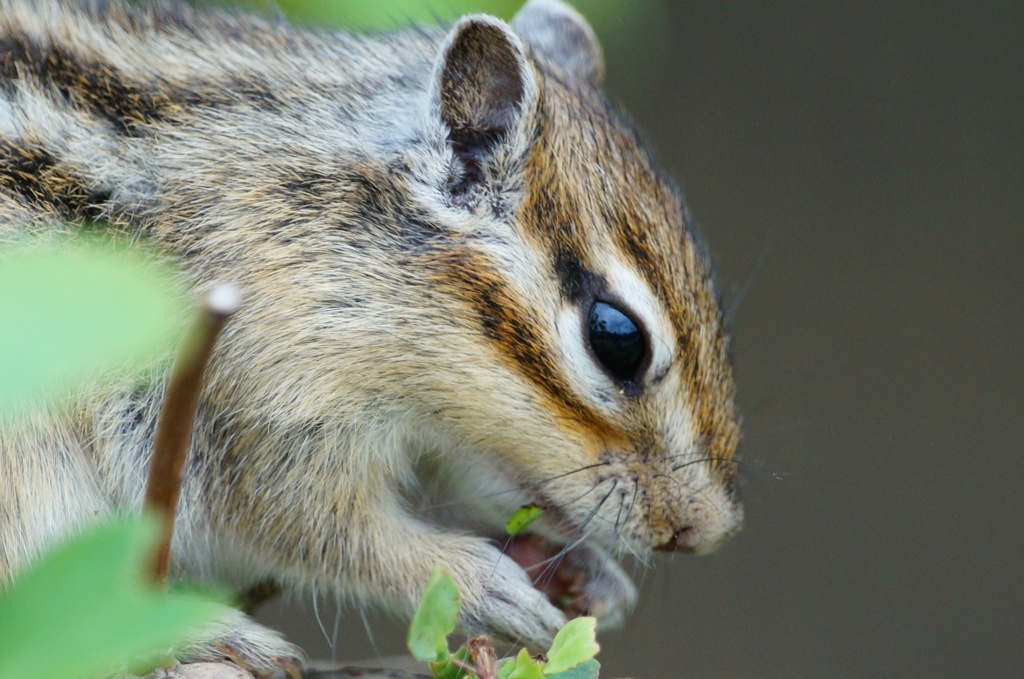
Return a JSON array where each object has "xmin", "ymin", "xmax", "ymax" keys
[
  {"xmin": 513, "ymin": 0, "xmax": 603, "ymax": 84},
  {"xmin": 432, "ymin": 15, "xmax": 537, "ymax": 206}
]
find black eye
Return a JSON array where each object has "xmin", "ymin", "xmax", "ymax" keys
[{"xmin": 587, "ymin": 301, "xmax": 647, "ymax": 382}]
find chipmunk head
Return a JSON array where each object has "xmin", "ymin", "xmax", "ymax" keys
[{"xmin": 408, "ymin": 0, "xmax": 742, "ymax": 556}]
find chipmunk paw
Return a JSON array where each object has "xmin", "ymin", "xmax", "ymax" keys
[{"xmin": 172, "ymin": 607, "xmax": 303, "ymax": 679}]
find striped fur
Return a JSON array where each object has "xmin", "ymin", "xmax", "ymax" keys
[{"xmin": 0, "ymin": 0, "xmax": 742, "ymax": 669}]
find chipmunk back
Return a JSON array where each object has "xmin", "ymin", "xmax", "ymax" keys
[{"xmin": 0, "ymin": 0, "xmax": 743, "ymax": 671}]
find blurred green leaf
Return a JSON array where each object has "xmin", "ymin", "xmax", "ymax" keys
[
  {"xmin": 506, "ymin": 504, "xmax": 544, "ymax": 535},
  {"xmin": 408, "ymin": 566, "xmax": 461, "ymax": 662},
  {"xmin": 261, "ymin": 0, "xmax": 650, "ymax": 33},
  {"xmin": 543, "ymin": 616, "xmax": 599, "ymax": 675},
  {"xmin": 0, "ymin": 241, "xmax": 184, "ymax": 412},
  {"xmin": 273, "ymin": 0, "xmax": 520, "ymax": 28},
  {"xmin": 546, "ymin": 659, "xmax": 600, "ymax": 679},
  {"xmin": 0, "ymin": 515, "xmax": 223, "ymax": 679}
]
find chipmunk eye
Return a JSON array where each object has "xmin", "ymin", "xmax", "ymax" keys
[{"xmin": 587, "ymin": 301, "xmax": 647, "ymax": 383}]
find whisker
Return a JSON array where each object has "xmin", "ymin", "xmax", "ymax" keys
[
  {"xmin": 531, "ymin": 483, "xmax": 617, "ymax": 595},
  {"xmin": 703, "ymin": 473, "xmax": 733, "ymax": 514},
  {"xmin": 424, "ymin": 461, "xmax": 612, "ymax": 511},
  {"xmin": 725, "ymin": 227, "xmax": 774, "ymax": 324},
  {"xmin": 633, "ymin": 541, "xmax": 653, "ymax": 591},
  {"xmin": 332, "ymin": 595, "xmax": 342, "ymax": 662},
  {"xmin": 489, "ymin": 532, "xmax": 519, "ymax": 581},
  {"xmin": 357, "ymin": 604, "xmax": 380, "ymax": 661},
  {"xmin": 634, "ymin": 486, "xmax": 656, "ymax": 583},
  {"xmin": 669, "ymin": 455, "xmax": 783, "ymax": 480},
  {"xmin": 652, "ymin": 472, "xmax": 685, "ymax": 505},
  {"xmin": 527, "ymin": 481, "xmax": 604, "ymax": 532},
  {"xmin": 520, "ymin": 527, "xmax": 596, "ymax": 573},
  {"xmin": 499, "ymin": 478, "xmax": 604, "ymax": 573},
  {"xmin": 590, "ymin": 483, "xmax": 637, "ymax": 609},
  {"xmin": 497, "ymin": 479, "xmax": 610, "ymax": 609},
  {"xmin": 311, "ymin": 582, "xmax": 332, "ymax": 651},
  {"xmin": 665, "ymin": 453, "xmax": 741, "ymax": 465},
  {"xmin": 613, "ymin": 484, "xmax": 645, "ymax": 563}
]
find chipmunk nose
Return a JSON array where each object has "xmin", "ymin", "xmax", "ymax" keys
[{"xmin": 654, "ymin": 526, "xmax": 698, "ymax": 553}]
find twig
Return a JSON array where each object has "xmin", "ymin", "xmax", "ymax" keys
[
  {"xmin": 449, "ymin": 636, "xmax": 498, "ymax": 679},
  {"xmin": 450, "ymin": 659, "xmax": 487, "ymax": 679},
  {"xmin": 144, "ymin": 283, "xmax": 241, "ymax": 585},
  {"xmin": 467, "ymin": 636, "xmax": 498, "ymax": 679}
]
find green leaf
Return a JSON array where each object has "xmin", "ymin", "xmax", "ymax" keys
[
  {"xmin": 254, "ymin": 0, "xmax": 661, "ymax": 43},
  {"xmin": 407, "ymin": 567, "xmax": 461, "ymax": 663},
  {"xmin": 505, "ymin": 504, "xmax": 544, "ymax": 535},
  {"xmin": 504, "ymin": 648, "xmax": 547, "ymax": 679},
  {"xmin": 0, "ymin": 241, "xmax": 184, "ymax": 412},
  {"xmin": 543, "ymin": 617, "xmax": 600, "ymax": 675},
  {"xmin": 546, "ymin": 659, "xmax": 600, "ymax": 679},
  {"xmin": 0, "ymin": 515, "xmax": 223, "ymax": 679},
  {"xmin": 430, "ymin": 645, "xmax": 470, "ymax": 679}
]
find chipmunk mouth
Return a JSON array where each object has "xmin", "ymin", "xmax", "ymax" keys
[{"xmin": 502, "ymin": 534, "xmax": 592, "ymax": 616}]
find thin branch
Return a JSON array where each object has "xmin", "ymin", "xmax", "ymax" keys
[
  {"xmin": 144, "ymin": 283, "xmax": 241, "ymax": 585},
  {"xmin": 466, "ymin": 636, "xmax": 498, "ymax": 679},
  {"xmin": 450, "ymin": 658, "xmax": 489, "ymax": 679}
]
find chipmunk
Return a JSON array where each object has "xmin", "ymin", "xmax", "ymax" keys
[{"xmin": 0, "ymin": 0, "xmax": 743, "ymax": 674}]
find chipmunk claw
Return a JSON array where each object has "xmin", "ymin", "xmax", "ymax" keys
[
  {"xmin": 569, "ymin": 548, "xmax": 637, "ymax": 630},
  {"xmin": 457, "ymin": 544, "xmax": 567, "ymax": 652},
  {"xmin": 277, "ymin": 656, "xmax": 303, "ymax": 679},
  {"xmin": 172, "ymin": 607, "xmax": 304, "ymax": 679}
]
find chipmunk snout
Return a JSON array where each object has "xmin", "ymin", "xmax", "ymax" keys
[
  {"xmin": 651, "ymin": 482, "xmax": 744, "ymax": 555},
  {"xmin": 655, "ymin": 526, "xmax": 699, "ymax": 553},
  {"xmin": 654, "ymin": 514, "xmax": 741, "ymax": 554}
]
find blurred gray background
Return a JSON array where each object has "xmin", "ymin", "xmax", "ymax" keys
[{"xmin": 257, "ymin": 1, "xmax": 1024, "ymax": 677}]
